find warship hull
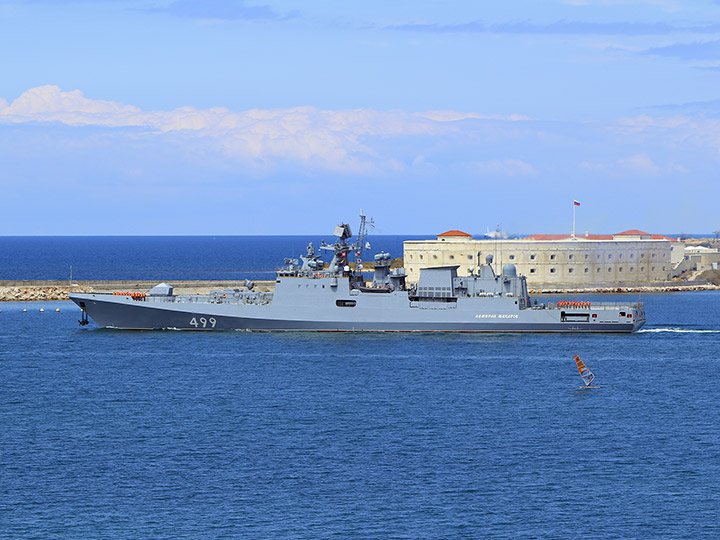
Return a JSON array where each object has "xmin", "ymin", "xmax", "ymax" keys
[{"xmin": 69, "ymin": 275, "xmax": 645, "ymax": 333}]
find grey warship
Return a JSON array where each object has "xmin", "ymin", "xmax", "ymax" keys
[{"xmin": 69, "ymin": 217, "xmax": 646, "ymax": 332}]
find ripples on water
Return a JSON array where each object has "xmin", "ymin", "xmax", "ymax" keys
[{"xmin": 2, "ymin": 292, "xmax": 719, "ymax": 539}]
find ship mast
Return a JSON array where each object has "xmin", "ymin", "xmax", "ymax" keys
[{"xmin": 355, "ymin": 208, "xmax": 374, "ymax": 258}]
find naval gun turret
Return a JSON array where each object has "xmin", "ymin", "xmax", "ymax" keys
[{"xmin": 300, "ymin": 241, "xmax": 324, "ymax": 272}]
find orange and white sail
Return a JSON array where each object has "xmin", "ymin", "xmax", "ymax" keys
[{"xmin": 574, "ymin": 354, "xmax": 595, "ymax": 387}]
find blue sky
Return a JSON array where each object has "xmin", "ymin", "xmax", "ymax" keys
[{"xmin": 1, "ymin": 0, "xmax": 719, "ymax": 235}]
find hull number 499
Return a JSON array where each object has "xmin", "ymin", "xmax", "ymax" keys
[{"xmin": 189, "ymin": 317, "xmax": 217, "ymax": 328}]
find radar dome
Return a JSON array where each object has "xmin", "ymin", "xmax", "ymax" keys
[{"xmin": 502, "ymin": 263, "xmax": 517, "ymax": 276}]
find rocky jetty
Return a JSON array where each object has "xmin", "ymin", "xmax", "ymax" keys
[
  {"xmin": 0, "ymin": 285, "xmax": 93, "ymax": 302},
  {"xmin": 0, "ymin": 280, "xmax": 275, "ymax": 302}
]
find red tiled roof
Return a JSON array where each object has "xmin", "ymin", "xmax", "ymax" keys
[
  {"xmin": 524, "ymin": 231, "xmax": 676, "ymax": 242},
  {"xmin": 524, "ymin": 234, "xmax": 613, "ymax": 241},
  {"xmin": 615, "ymin": 229, "xmax": 651, "ymax": 236},
  {"xmin": 524, "ymin": 234, "xmax": 571, "ymax": 241},
  {"xmin": 652, "ymin": 234, "xmax": 678, "ymax": 242},
  {"xmin": 438, "ymin": 230, "xmax": 472, "ymax": 237}
]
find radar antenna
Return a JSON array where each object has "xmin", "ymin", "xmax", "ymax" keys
[{"xmin": 355, "ymin": 208, "xmax": 374, "ymax": 258}]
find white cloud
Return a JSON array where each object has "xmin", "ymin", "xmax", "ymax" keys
[
  {"xmin": 615, "ymin": 113, "xmax": 720, "ymax": 160},
  {"xmin": 0, "ymin": 85, "xmax": 529, "ymax": 175},
  {"xmin": 418, "ymin": 110, "xmax": 530, "ymax": 122},
  {"xmin": 617, "ymin": 153, "xmax": 663, "ymax": 175},
  {"xmin": 1, "ymin": 85, "xmax": 716, "ymax": 184},
  {"xmin": 581, "ymin": 152, "xmax": 687, "ymax": 176}
]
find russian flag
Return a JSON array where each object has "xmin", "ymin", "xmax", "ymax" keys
[{"xmin": 573, "ymin": 200, "xmax": 581, "ymax": 206}]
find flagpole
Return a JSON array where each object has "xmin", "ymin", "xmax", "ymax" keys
[{"xmin": 572, "ymin": 200, "xmax": 580, "ymax": 239}]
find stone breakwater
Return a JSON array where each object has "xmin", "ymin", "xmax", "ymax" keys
[
  {"xmin": 0, "ymin": 280, "xmax": 275, "ymax": 302},
  {"xmin": 2, "ymin": 280, "xmax": 718, "ymax": 302},
  {"xmin": 0, "ymin": 285, "xmax": 94, "ymax": 302}
]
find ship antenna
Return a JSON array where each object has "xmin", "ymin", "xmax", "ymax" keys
[
  {"xmin": 498, "ymin": 222, "xmax": 502, "ymax": 273},
  {"xmin": 356, "ymin": 209, "xmax": 374, "ymax": 257}
]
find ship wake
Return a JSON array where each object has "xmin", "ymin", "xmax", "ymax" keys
[{"xmin": 638, "ymin": 327, "xmax": 720, "ymax": 334}]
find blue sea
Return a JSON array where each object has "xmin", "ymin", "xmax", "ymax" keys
[
  {"xmin": 1, "ymin": 238, "xmax": 720, "ymax": 539},
  {"xmin": 0, "ymin": 236, "xmax": 428, "ymax": 281}
]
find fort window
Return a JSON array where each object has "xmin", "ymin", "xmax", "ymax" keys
[
  {"xmin": 608, "ymin": 267, "xmax": 612, "ymax": 272},
  {"xmin": 568, "ymin": 268, "xmax": 574, "ymax": 273},
  {"xmin": 433, "ymin": 255, "xmax": 438, "ymax": 259},
  {"xmin": 509, "ymin": 255, "xmax": 515, "ymax": 260},
  {"xmin": 596, "ymin": 268, "xmax": 600, "ymax": 273},
  {"xmin": 630, "ymin": 253, "xmax": 634, "ymax": 258},
  {"xmin": 619, "ymin": 267, "xmax": 623, "ymax": 272},
  {"xmin": 608, "ymin": 254, "xmax": 612, "ymax": 259},
  {"xmin": 585, "ymin": 254, "xmax": 589, "ymax": 259},
  {"xmin": 569, "ymin": 254, "xmax": 574, "ymax": 260},
  {"xmin": 467, "ymin": 255, "xmax": 473, "ymax": 260},
  {"xmin": 530, "ymin": 268, "xmax": 536, "ymax": 274},
  {"xmin": 550, "ymin": 268, "xmax": 556, "ymax": 273},
  {"xmin": 652, "ymin": 254, "xmax": 656, "ymax": 258},
  {"xmin": 630, "ymin": 267, "xmax": 634, "ymax": 272},
  {"xmin": 550, "ymin": 254, "xmax": 556, "ymax": 260},
  {"xmin": 530, "ymin": 254, "xmax": 536, "ymax": 260},
  {"xmin": 641, "ymin": 267, "xmax": 645, "ymax": 271},
  {"xmin": 449, "ymin": 255, "xmax": 454, "ymax": 260},
  {"xmin": 584, "ymin": 268, "xmax": 589, "ymax": 273}
]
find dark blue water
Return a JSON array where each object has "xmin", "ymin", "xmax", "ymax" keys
[
  {"xmin": 2, "ymin": 291, "xmax": 719, "ymax": 538},
  {"xmin": 0, "ymin": 236, "xmax": 428, "ymax": 281}
]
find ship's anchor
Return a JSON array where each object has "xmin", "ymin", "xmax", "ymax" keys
[{"xmin": 78, "ymin": 304, "xmax": 89, "ymax": 326}]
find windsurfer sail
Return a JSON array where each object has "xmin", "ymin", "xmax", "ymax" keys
[{"xmin": 574, "ymin": 354, "xmax": 595, "ymax": 387}]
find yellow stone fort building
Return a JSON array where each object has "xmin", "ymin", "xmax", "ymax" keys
[{"xmin": 404, "ymin": 229, "xmax": 684, "ymax": 286}]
